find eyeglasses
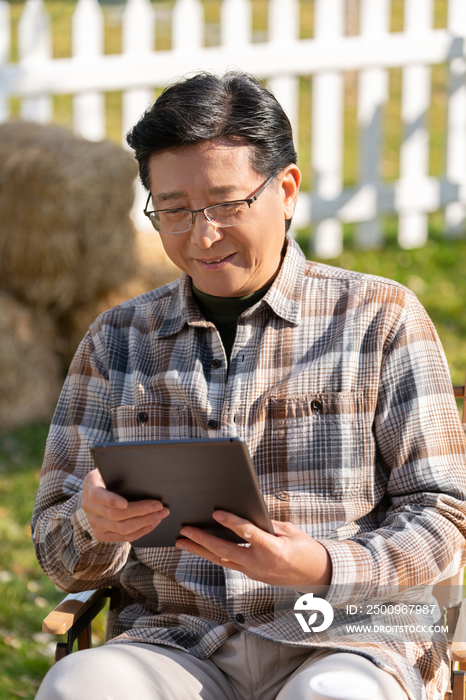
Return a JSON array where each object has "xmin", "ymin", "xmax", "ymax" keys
[{"xmin": 143, "ymin": 175, "xmax": 274, "ymax": 234}]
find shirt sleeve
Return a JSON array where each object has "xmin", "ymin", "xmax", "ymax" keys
[
  {"xmin": 323, "ymin": 292, "xmax": 466, "ymax": 606},
  {"xmin": 31, "ymin": 328, "xmax": 130, "ymax": 593}
]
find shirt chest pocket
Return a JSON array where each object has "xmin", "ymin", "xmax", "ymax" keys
[
  {"xmin": 265, "ymin": 392, "xmax": 375, "ymax": 501},
  {"xmin": 111, "ymin": 404, "xmax": 196, "ymax": 442}
]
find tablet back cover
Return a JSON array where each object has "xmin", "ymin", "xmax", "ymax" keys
[{"xmin": 91, "ymin": 438, "xmax": 274, "ymax": 547}]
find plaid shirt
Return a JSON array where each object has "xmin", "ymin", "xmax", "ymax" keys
[{"xmin": 32, "ymin": 238, "xmax": 466, "ymax": 700}]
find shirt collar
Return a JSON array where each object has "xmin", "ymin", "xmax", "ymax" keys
[
  {"xmin": 155, "ymin": 236, "xmax": 305, "ymax": 338},
  {"xmin": 257, "ymin": 236, "xmax": 304, "ymax": 325}
]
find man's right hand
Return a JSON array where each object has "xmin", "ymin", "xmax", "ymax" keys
[{"xmin": 81, "ymin": 469, "xmax": 169, "ymax": 543}]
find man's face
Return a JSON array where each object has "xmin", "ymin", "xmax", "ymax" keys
[{"xmin": 148, "ymin": 141, "xmax": 301, "ymax": 297}]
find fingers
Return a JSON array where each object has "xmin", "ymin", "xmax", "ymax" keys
[
  {"xmin": 91, "ymin": 506, "xmax": 170, "ymax": 543},
  {"xmin": 82, "ymin": 469, "xmax": 169, "ymax": 543},
  {"xmin": 175, "ymin": 511, "xmax": 272, "ymax": 566},
  {"xmin": 269, "ymin": 519, "xmax": 300, "ymax": 536},
  {"xmin": 212, "ymin": 511, "xmax": 273, "ymax": 546},
  {"xmin": 176, "ymin": 527, "xmax": 233, "ymax": 564},
  {"xmin": 175, "ymin": 514, "xmax": 332, "ymax": 589},
  {"xmin": 83, "ymin": 469, "xmax": 127, "ymax": 510},
  {"xmin": 97, "ymin": 499, "xmax": 166, "ymax": 523},
  {"xmin": 83, "ymin": 469, "xmax": 164, "ymax": 518}
]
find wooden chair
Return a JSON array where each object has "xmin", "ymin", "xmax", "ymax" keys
[
  {"xmin": 42, "ymin": 587, "xmax": 121, "ymax": 661},
  {"xmin": 41, "ymin": 380, "xmax": 466, "ymax": 698}
]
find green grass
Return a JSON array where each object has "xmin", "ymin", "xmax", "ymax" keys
[
  {"xmin": 0, "ymin": 425, "xmax": 106, "ymax": 699},
  {"xmin": 0, "ymin": 424, "xmax": 61, "ymax": 698}
]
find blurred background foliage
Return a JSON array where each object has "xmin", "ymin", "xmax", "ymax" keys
[{"xmin": 1, "ymin": 0, "xmax": 464, "ymax": 697}]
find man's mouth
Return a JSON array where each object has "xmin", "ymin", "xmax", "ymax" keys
[{"xmin": 196, "ymin": 254, "xmax": 234, "ymax": 267}]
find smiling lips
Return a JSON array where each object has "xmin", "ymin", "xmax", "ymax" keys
[{"xmin": 196, "ymin": 253, "xmax": 234, "ymax": 268}]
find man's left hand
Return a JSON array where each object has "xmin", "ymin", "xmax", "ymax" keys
[{"xmin": 175, "ymin": 511, "xmax": 332, "ymax": 589}]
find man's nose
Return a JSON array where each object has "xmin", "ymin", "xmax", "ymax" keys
[{"xmin": 189, "ymin": 211, "xmax": 223, "ymax": 248}]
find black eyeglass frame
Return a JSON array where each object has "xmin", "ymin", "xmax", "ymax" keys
[{"xmin": 143, "ymin": 174, "xmax": 275, "ymax": 234}]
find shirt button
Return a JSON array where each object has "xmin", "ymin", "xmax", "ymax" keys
[
  {"xmin": 137, "ymin": 411, "xmax": 149, "ymax": 423},
  {"xmin": 83, "ymin": 531, "xmax": 93, "ymax": 541},
  {"xmin": 235, "ymin": 613, "xmax": 245, "ymax": 624},
  {"xmin": 211, "ymin": 359, "xmax": 221, "ymax": 369},
  {"xmin": 207, "ymin": 419, "xmax": 218, "ymax": 429},
  {"xmin": 311, "ymin": 400, "xmax": 322, "ymax": 414}
]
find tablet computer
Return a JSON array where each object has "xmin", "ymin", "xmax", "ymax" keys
[{"xmin": 90, "ymin": 437, "xmax": 274, "ymax": 548}]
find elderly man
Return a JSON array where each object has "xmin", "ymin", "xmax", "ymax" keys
[{"xmin": 33, "ymin": 72, "xmax": 466, "ymax": 700}]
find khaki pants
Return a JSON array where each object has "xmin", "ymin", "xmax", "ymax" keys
[{"xmin": 36, "ymin": 632, "xmax": 410, "ymax": 700}]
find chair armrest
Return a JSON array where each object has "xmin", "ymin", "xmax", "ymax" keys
[
  {"xmin": 447, "ymin": 603, "xmax": 461, "ymax": 644},
  {"xmin": 450, "ymin": 599, "xmax": 466, "ymax": 663},
  {"xmin": 43, "ymin": 589, "xmax": 111, "ymax": 635},
  {"xmin": 453, "ymin": 384, "xmax": 466, "ymax": 427}
]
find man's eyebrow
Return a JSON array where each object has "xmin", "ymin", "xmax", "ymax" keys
[
  {"xmin": 153, "ymin": 191, "xmax": 187, "ymax": 205},
  {"xmin": 206, "ymin": 185, "xmax": 243, "ymax": 197},
  {"xmin": 153, "ymin": 185, "xmax": 244, "ymax": 206}
]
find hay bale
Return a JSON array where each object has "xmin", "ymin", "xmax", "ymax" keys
[
  {"xmin": 52, "ymin": 232, "xmax": 181, "ymax": 364},
  {"xmin": 0, "ymin": 293, "xmax": 63, "ymax": 430},
  {"xmin": 0, "ymin": 121, "xmax": 139, "ymax": 312},
  {"xmin": 133, "ymin": 230, "xmax": 181, "ymax": 290}
]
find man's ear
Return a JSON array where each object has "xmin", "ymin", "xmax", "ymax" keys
[{"xmin": 280, "ymin": 165, "xmax": 301, "ymax": 220}]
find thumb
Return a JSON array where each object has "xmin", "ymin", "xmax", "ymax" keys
[
  {"xmin": 83, "ymin": 469, "xmax": 128, "ymax": 509},
  {"xmin": 85, "ymin": 468, "xmax": 106, "ymax": 489},
  {"xmin": 270, "ymin": 520, "xmax": 300, "ymax": 537}
]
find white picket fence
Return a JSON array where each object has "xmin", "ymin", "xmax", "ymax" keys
[{"xmin": 1, "ymin": 0, "xmax": 466, "ymax": 256}]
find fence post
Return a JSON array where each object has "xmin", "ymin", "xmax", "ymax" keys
[
  {"xmin": 398, "ymin": 0, "xmax": 433, "ymax": 249},
  {"xmin": 122, "ymin": 0, "xmax": 155, "ymax": 138},
  {"xmin": 268, "ymin": 0, "xmax": 299, "ymax": 145},
  {"xmin": 0, "ymin": 0, "xmax": 9, "ymax": 122},
  {"xmin": 18, "ymin": 0, "xmax": 52, "ymax": 123},
  {"xmin": 122, "ymin": 0, "xmax": 156, "ymax": 233},
  {"xmin": 312, "ymin": 0, "xmax": 344, "ymax": 258},
  {"xmin": 172, "ymin": 0, "xmax": 204, "ymax": 52},
  {"xmin": 72, "ymin": 0, "xmax": 105, "ymax": 141},
  {"xmin": 445, "ymin": 0, "xmax": 466, "ymax": 237},
  {"xmin": 220, "ymin": 0, "xmax": 252, "ymax": 46},
  {"xmin": 356, "ymin": 0, "xmax": 390, "ymax": 248}
]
